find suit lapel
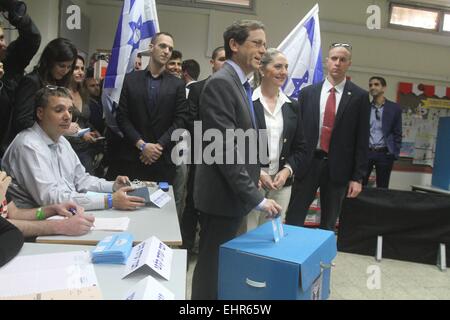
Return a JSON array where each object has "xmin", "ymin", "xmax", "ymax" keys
[
  {"xmin": 254, "ymin": 100, "xmax": 267, "ymax": 130},
  {"xmin": 153, "ymin": 73, "xmax": 167, "ymax": 116},
  {"xmin": 312, "ymin": 82, "xmax": 323, "ymax": 130},
  {"xmin": 381, "ymin": 101, "xmax": 391, "ymax": 135},
  {"xmin": 224, "ymin": 64, "xmax": 253, "ymax": 127},
  {"xmin": 140, "ymin": 71, "xmax": 152, "ymax": 119},
  {"xmin": 281, "ymin": 102, "xmax": 294, "ymax": 138},
  {"xmin": 335, "ymin": 81, "xmax": 352, "ymax": 126}
]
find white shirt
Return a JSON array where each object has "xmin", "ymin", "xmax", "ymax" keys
[
  {"xmin": 252, "ymin": 86, "xmax": 290, "ymax": 175},
  {"xmin": 2, "ymin": 123, "xmax": 114, "ymax": 210},
  {"xmin": 185, "ymin": 80, "xmax": 197, "ymax": 98},
  {"xmin": 317, "ymin": 78, "xmax": 346, "ymax": 149}
]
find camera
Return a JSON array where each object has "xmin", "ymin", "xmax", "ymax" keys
[{"xmin": 0, "ymin": 0, "xmax": 27, "ymax": 19}]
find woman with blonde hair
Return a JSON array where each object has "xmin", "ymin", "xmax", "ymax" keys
[{"xmin": 246, "ymin": 48, "xmax": 308, "ymax": 231}]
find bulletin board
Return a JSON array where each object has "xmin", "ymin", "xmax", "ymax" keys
[{"xmin": 397, "ymin": 82, "xmax": 450, "ymax": 167}]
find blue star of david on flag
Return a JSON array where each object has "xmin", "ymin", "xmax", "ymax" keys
[
  {"xmin": 289, "ymin": 71, "xmax": 309, "ymax": 99},
  {"xmin": 128, "ymin": 16, "xmax": 143, "ymax": 51},
  {"xmin": 277, "ymin": 4, "xmax": 323, "ymax": 99},
  {"xmin": 102, "ymin": 0, "xmax": 159, "ymax": 136}
]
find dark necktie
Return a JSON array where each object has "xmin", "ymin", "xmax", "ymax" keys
[
  {"xmin": 243, "ymin": 81, "xmax": 257, "ymax": 129},
  {"xmin": 320, "ymin": 87, "xmax": 336, "ymax": 153}
]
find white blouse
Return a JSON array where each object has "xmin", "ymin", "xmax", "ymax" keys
[{"xmin": 252, "ymin": 86, "xmax": 291, "ymax": 175}]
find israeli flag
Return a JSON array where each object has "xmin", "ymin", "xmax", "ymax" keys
[
  {"xmin": 102, "ymin": 0, "xmax": 159, "ymax": 135},
  {"xmin": 278, "ymin": 4, "xmax": 323, "ymax": 99}
]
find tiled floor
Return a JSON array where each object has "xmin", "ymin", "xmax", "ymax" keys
[{"xmin": 185, "ymin": 252, "xmax": 450, "ymax": 300}]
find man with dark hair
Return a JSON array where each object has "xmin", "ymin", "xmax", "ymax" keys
[
  {"xmin": 192, "ymin": 20, "xmax": 281, "ymax": 300},
  {"xmin": 285, "ymin": 43, "xmax": 370, "ymax": 231},
  {"xmin": 134, "ymin": 52, "xmax": 142, "ymax": 71},
  {"xmin": 115, "ymin": 32, "xmax": 188, "ymax": 188},
  {"xmin": 180, "ymin": 46, "xmax": 225, "ymax": 261},
  {"xmin": 84, "ymin": 68, "xmax": 105, "ymax": 134},
  {"xmin": 0, "ymin": 2, "xmax": 41, "ymax": 158},
  {"xmin": 166, "ymin": 49, "xmax": 182, "ymax": 78},
  {"xmin": 2, "ymin": 86, "xmax": 145, "ymax": 211},
  {"xmin": 181, "ymin": 59, "xmax": 200, "ymax": 94},
  {"xmin": 363, "ymin": 76, "xmax": 402, "ymax": 188}
]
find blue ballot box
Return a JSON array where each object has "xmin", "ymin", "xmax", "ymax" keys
[
  {"xmin": 218, "ymin": 223, "xmax": 336, "ymax": 300},
  {"xmin": 432, "ymin": 117, "xmax": 450, "ymax": 191}
]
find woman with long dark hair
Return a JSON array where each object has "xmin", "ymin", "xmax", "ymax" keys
[
  {"xmin": 11, "ymin": 38, "xmax": 77, "ymax": 136},
  {"xmin": 65, "ymin": 55, "xmax": 102, "ymax": 174}
]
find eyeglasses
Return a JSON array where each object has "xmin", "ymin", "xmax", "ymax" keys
[
  {"xmin": 45, "ymin": 85, "xmax": 70, "ymax": 94},
  {"xmin": 246, "ymin": 40, "xmax": 267, "ymax": 49},
  {"xmin": 330, "ymin": 43, "xmax": 352, "ymax": 51}
]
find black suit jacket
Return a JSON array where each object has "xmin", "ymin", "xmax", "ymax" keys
[
  {"xmin": 116, "ymin": 70, "xmax": 188, "ymax": 181},
  {"xmin": 194, "ymin": 63, "xmax": 263, "ymax": 217},
  {"xmin": 298, "ymin": 80, "xmax": 370, "ymax": 185},
  {"xmin": 380, "ymin": 99, "xmax": 402, "ymax": 159},
  {"xmin": 10, "ymin": 71, "xmax": 42, "ymax": 138},
  {"xmin": 0, "ymin": 14, "xmax": 41, "ymax": 154},
  {"xmin": 253, "ymin": 97, "xmax": 308, "ymax": 182},
  {"xmin": 186, "ymin": 78, "xmax": 207, "ymax": 135}
]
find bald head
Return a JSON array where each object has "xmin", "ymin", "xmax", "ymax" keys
[{"xmin": 326, "ymin": 46, "xmax": 352, "ymax": 84}]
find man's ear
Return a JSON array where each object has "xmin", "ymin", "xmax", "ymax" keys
[
  {"xmin": 36, "ymin": 107, "xmax": 44, "ymax": 121},
  {"xmin": 229, "ymin": 39, "xmax": 239, "ymax": 55}
]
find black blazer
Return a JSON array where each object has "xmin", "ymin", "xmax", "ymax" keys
[
  {"xmin": 116, "ymin": 70, "xmax": 189, "ymax": 177},
  {"xmin": 298, "ymin": 80, "xmax": 371, "ymax": 185},
  {"xmin": 253, "ymin": 97, "xmax": 308, "ymax": 183},
  {"xmin": 186, "ymin": 78, "xmax": 207, "ymax": 135},
  {"xmin": 194, "ymin": 63, "xmax": 264, "ymax": 217},
  {"xmin": 380, "ymin": 99, "xmax": 402, "ymax": 159},
  {"xmin": 11, "ymin": 70, "xmax": 42, "ymax": 137},
  {"xmin": 0, "ymin": 15, "xmax": 41, "ymax": 154}
]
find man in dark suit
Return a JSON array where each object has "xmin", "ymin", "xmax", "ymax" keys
[
  {"xmin": 363, "ymin": 76, "xmax": 402, "ymax": 188},
  {"xmin": 115, "ymin": 32, "xmax": 188, "ymax": 185},
  {"xmin": 192, "ymin": 20, "xmax": 282, "ymax": 300},
  {"xmin": 180, "ymin": 46, "xmax": 225, "ymax": 258},
  {"xmin": 285, "ymin": 43, "xmax": 370, "ymax": 231}
]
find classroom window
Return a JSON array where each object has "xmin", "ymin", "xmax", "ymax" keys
[
  {"xmin": 196, "ymin": 0, "xmax": 251, "ymax": 7},
  {"xmin": 390, "ymin": 4, "xmax": 439, "ymax": 30},
  {"xmin": 157, "ymin": 0, "xmax": 254, "ymax": 13},
  {"xmin": 443, "ymin": 13, "xmax": 450, "ymax": 32}
]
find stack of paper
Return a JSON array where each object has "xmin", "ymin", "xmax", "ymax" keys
[
  {"xmin": 0, "ymin": 251, "xmax": 100, "ymax": 299},
  {"xmin": 92, "ymin": 233, "xmax": 134, "ymax": 264}
]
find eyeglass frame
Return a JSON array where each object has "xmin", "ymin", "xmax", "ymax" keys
[
  {"xmin": 35, "ymin": 85, "xmax": 73, "ymax": 108},
  {"xmin": 44, "ymin": 84, "xmax": 71, "ymax": 94},
  {"xmin": 245, "ymin": 39, "xmax": 267, "ymax": 50},
  {"xmin": 329, "ymin": 43, "xmax": 352, "ymax": 51}
]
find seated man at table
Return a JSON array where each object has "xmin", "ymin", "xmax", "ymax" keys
[
  {"xmin": 1, "ymin": 86, "xmax": 145, "ymax": 211},
  {"xmin": 1, "ymin": 171, "xmax": 94, "ymax": 237}
]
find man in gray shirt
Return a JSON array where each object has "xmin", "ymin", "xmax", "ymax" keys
[{"xmin": 2, "ymin": 86, "xmax": 145, "ymax": 211}]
